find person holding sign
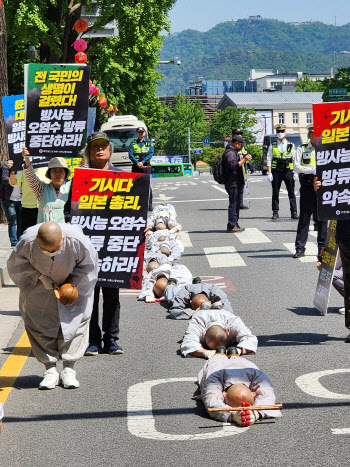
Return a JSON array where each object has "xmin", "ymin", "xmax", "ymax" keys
[
  {"xmin": 267, "ymin": 124, "xmax": 298, "ymax": 220},
  {"xmin": 65, "ymin": 131, "xmax": 125, "ymax": 356},
  {"xmin": 197, "ymin": 353, "xmax": 282, "ymax": 425},
  {"xmin": 292, "ymin": 125, "xmax": 327, "ymax": 258},
  {"xmin": 7, "ymin": 221, "xmax": 98, "ymax": 389},
  {"xmin": 314, "ymin": 179, "xmax": 350, "ymax": 342},
  {"xmin": 21, "ymin": 147, "xmax": 71, "ymax": 223}
]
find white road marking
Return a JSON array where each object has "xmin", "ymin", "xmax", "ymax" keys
[
  {"xmin": 154, "ymin": 193, "xmax": 174, "ymax": 201},
  {"xmin": 204, "ymin": 246, "xmax": 246, "ymax": 268},
  {"xmin": 127, "ymin": 377, "xmax": 247, "ymax": 440},
  {"xmin": 211, "ymin": 185, "xmax": 227, "ymax": 194},
  {"xmin": 331, "ymin": 428, "xmax": 350, "ymax": 435},
  {"xmin": 201, "ymin": 180, "xmax": 209, "ymax": 184},
  {"xmin": 295, "ymin": 369, "xmax": 350, "ymax": 399},
  {"xmin": 283, "ymin": 242, "xmax": 318, "ymax": 262},
  {"xmin": 234, "ymin": 228, "xmax": 272, "ymax": 244},
  {"xmin": 178, "ymin": 231, "xmax": 192, "ymax": 248}
]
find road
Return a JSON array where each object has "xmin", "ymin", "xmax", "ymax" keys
[{"xmin": 0, "ymin": 173, "xmax": 349, "ymax": 467}]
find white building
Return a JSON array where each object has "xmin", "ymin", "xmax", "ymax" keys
[
  {"xmin": 250, "ymin": 70, "xmax": 330, "ymax": 92},
  {"xmin": 217, "ymin": 92, "xmax": 323, "ymax": 142}
]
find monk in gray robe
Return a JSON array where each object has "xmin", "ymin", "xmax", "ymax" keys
[
  {"xmin": 7, "ymin": 221, "xmax": 98, "ymax": 390},
  {"xmin": 167, "ymin": 283, "xmax": 234, "ymax": 319},
  {"xmin": 180, "ymin": 308, "xmax": 257, "ymax": 359},
  {"xmin": 198, "ymin": 354, "xmax": 282, "ymax": 426}
]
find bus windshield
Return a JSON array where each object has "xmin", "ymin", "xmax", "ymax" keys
[{"xmin": 103, "ymin": 128, "xmax": 138, "ymax": 153}]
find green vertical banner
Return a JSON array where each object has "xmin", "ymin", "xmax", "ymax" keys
[{"xmin": 24, "ymin": 63, "xmax": 90, "ymax": 167}]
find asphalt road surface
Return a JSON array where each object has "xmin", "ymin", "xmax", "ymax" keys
[{"xmin": 1, "ymin": 173, "xmax": 349, "ymax": 467}]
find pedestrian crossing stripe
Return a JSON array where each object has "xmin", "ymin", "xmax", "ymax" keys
[
  {"xmin": 178, "ymin": 231, "xmax": 192, "ymax": 248},
  {"xmin": 234, "ymin": 228, "xmax": 271, "ymax": 244},
  {"xmin": 283, "ymin": 242, "xmax": 318, "ymax": 262},
  {"xmin": 204, "ymin": 246, "xmax": 246, "ymax": 268}
]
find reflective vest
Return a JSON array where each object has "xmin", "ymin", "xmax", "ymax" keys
[
  {"xmin": 271, "ymin": 141, "xmax": 293, "ymax": 170},
  {"xmin": 131, "ymin": 140, "xmax": 150, "ymax": 162},
  {"xmin": 301, "ymin": 144, "xmax": 316, "ymax": 167}
]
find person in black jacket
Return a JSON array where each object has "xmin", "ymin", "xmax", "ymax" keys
[{"xmin": 224, "ymin": 135, "xmax": 252, "ymax": 233}]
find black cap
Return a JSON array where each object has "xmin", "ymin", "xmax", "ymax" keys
[
  {"xmin": 86, "ymin": 131, "xmax": 110, "ymax": 145},
  {"xmin": 232, "ymin": 128, "xmax": 242, "ymax": 135},
  {"xmin": 231, "ymin": 135, "xmax": 244, "ymax": 144},
  {"xmin": 136, "ymin": 127, "xmax": 146, "ymax": 132}
]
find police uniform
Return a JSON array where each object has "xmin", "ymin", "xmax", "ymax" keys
[
  {"xmin": 128, "ymin": 127, "xmax": 154, "ymax": 209},
  {"xmin": 293, "ymin": 127, "xmax": 327, "ymax": 258},
  {"xmin": 267, "ymin": 124, "xmax": 298, "ymax": 219}
]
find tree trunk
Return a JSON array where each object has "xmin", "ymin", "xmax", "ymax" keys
[{"xmin": 0, "ymin": 2, "xmax": 9, "ymax": 223}]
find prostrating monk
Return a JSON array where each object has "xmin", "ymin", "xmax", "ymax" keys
[
  {"xmin": 7, "ymin": 221, "xmax": 98, "ymax": 390},
  {"xmin": 197, "ymin": 353, "xmax": 282, "ymax": 426}
]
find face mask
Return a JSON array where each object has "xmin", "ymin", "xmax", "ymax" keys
[
  {"xmin": 277, "ymin": 133, "xmax": 285, "ymax": 139},
  {"xmin": 40, "ymin": 248, "xmax": 62, "ymax": 257}
]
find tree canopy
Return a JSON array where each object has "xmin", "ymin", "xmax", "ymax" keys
[
  {"xmin": 294, "ymin": 75, "xmax": 326, "ymax": 92},
  {"xmin": 321, "ymin": 67, "xmax": 350, "ymax": 101},
  {"xmin": 5, "ymin": 0, "xmax": 176, "ymax": 135},
  {"xmin": 209, "ymin": 107, "xmax": 257, "ymax": 145},
  {"xmin": 155, "ymin": 95, "xmax": 208, "ymax": 156}
]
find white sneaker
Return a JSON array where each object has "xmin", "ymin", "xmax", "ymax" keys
[
  {"xmin": 339, "ymin": 307, "xmax": 345, "ymax": 315},
  {"xmin": 60, "ymin": 367, "xmax": 79, "ymax": 389},
  {"xmin": 39, "ymin": 367, "xmax": 60, "ymax": 390}
]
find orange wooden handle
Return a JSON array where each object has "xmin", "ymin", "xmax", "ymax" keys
[{"xmin": 207, "ymin": 404, "xmax": 283, "ymax": 412}]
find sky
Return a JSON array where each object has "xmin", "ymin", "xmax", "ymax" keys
[{"xmin": 168, "ymin": 0, "xmax": 350, "ymax": 33}]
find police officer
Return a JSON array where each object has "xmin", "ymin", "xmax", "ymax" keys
[
  {"xmin": 267, "ymin": 124, "xmax": 298, "ymax": 220},
  {"xmin": 293, "ymin": 125, "xmax": 327, "ymax": 258},
  {"xmin": 129, "ymin": 126, "xmax": 154, "ymax": 210}
]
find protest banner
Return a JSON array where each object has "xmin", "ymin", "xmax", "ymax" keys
[
  {"xmin": 313, "ymin": 101, "xmax": 350, "ymax": 221},
  {"xmin": 70, "ymin": 168, "xmax": 150, "ymax": 288},
  {"xmin": 24, "ymin": 63, "xmax": 90, "ymax": 168},
  {"xmin": 313, "ymin": 220, "xmax": 338, "ymax": 315},
  {"xmin": 1, "ymin": 95, "xmax": 25, "ymax": 171}
]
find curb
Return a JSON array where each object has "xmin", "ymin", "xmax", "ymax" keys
[{"xmin": 0, "ymin": 251, "xmax": 11, "ymax": 289}]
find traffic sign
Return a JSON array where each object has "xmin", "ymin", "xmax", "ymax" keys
[
  {"xmin": 192, "ymin": 148, "xmax": 203, "ymax": 154},
  {"xmin": 225, "ymin": 135, "xmax": 231, "ymax": 143},
  {"xmin": 203, "ymin": 137, "xmax": 210, "ymax": 147},
  {"xmin": 328, "ymin": 88, "xmax": 348, "ymax": 96}
]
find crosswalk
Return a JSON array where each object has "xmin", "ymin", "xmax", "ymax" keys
[{"xmin": 180, "ymin": 228, "xmax": 319, "ymax": 268}]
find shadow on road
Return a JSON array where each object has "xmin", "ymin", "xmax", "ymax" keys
[{"xmin": 257, "ymin": 332, "xmax": 344, "ymax": 346}]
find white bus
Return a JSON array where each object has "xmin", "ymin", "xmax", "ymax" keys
[{"xmin": 100, "ymin": 115, "xmax": 148, "ymax": 167}]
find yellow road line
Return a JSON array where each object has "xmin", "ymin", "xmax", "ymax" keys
[{"xmin": 0, "ymin": 331, "xmax": 31, "ymax": 404}]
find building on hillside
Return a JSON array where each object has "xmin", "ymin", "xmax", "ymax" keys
[
  {"xmin": 186, "ymin": 79, "xmax": 257, "ymax": 96},
  {"xmin": 253, "ymin": 71, "xmax": 331, "ymax": 92},
  {"xmin": 217, "ymin": 92, "xmax": 323, "ymax": 142}
]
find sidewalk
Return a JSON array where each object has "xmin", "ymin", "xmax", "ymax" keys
[{"xmin": 0, "ymin": 224, "xmax": 21, "ymax": 354}]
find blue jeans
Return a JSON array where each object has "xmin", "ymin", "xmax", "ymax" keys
[
  {"xmin": 225, "ymin": 185, "xmax": 240, "ymax": 229},
  {"xmin": 1, "ymin": 198, "xmax": 22, "ymax": 246}
]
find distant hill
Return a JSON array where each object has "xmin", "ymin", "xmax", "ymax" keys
[{"xmin": 158, "ymin": 18, "xmax": 350, "ymax": 95}]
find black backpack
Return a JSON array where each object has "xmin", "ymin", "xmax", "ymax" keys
[{"xmin": 212, "ymin": 149, "xmax": 228, "ymax": 184}]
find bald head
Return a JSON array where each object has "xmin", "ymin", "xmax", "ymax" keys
[
  {"xmin": 153, "ymin": 277, "xmax": 168, "ymax": 298},
  {"xmin": 225, "ymin": 383, "xmax": 255, "ymax": 407},
  {"xmin": 37, "ymin": 222, "xmax": 63, "ymax": 252},
  {"xmin": 159, "ymin": 246, "xmax": 171, "ymax": 256},
  {"xmin": 147, "ymin": 260, "xmax": 160, "ymax": 273},
  {"xmin": 190, "ymin": 293, "xmax": 210, "ymax": 310},
  {"xmin": 204, "ymin": 325, "xmax": 227, "ymax": 349}
]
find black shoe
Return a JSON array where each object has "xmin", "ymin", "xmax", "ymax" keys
[
  {"xmin": 168, "ymin": 278, "xmax": 178, "ymax": 286},
  {"xmin": 291, "ymin": 212, "xmax": 299, "ymax": 219},
  {"xmin": 272, "ymin": 212, "xmax": 279, "ymax": 220},
  {"xmin": 240, "ymin": 205, "xmax": 249, "ymax": 210},
  {"xmin": 313, "ymin": 224, "xmax": 318, "ymax": 231},
  {"xmin": 215, "ymin": 346, "xmax": 226, "ymax": 355},
  {"xmin": 192, "ymin": 277, "xmax": 201, "ymax": 284},
  {"xmin": 227, "ymin": 225, "xmax": 245, "ymax": 233},
  {"xmin": 148, "ymin": 206, "xmax": 153, "ymax": 212},
  {"xmin": 345, "ymin": 333, "xmax": 350, "ymax": 343},
  {"xmin": 293, "ymin": 249, "xmax": 305, "ymax": 258}
]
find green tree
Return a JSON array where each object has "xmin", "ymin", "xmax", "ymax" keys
[
  {"xmin": 295, "ymin": 75, "xmax": 325, "ymax": 92},
  {"xmin": 156, "ymin": 95, "xmax": 208, "ymax": 158},
  {"xmin": 209, "ymin": 107, "xmax": 257, "ymax": 144},
  {"xmin": 5, "ymin": 0, "xmax": 176, "ymax": 135},
  {"xmin": 321, "ymin": 67, "xmax": 350, "ymax": 102}
]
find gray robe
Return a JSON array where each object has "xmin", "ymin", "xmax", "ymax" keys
[
  {"xmin": 180, "ymin": 308, "xmax": 257, "ymax": 357},
  {"xmin": 198, "ymin": 354, "xmax": 282, "ymax": 422},
  {"xmin": 168, "ymin": 283, "xmax": 234, "ymax": 320},
  {"xmin": 7, "ymin": 223, "xmax": 98, "ymax": 341},
  {"xmin": 138, "ymin": 263, "xmax": 192, "ymax": 300}
]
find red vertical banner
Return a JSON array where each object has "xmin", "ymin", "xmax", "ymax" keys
[
  {"xmin": 70, "ymin": 168, "xmax": 150, "ymax": 288},
  {"xmin": 313, "ymin": 102, "xmax": 350, "ymax": 220}
]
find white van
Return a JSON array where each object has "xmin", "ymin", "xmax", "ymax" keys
[{"xmin": 100, "ymin": 115, "xmax": 148, "ymax": 167}]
